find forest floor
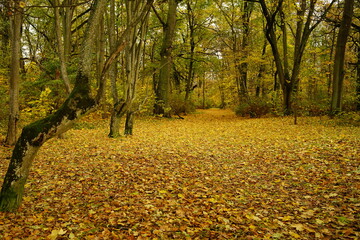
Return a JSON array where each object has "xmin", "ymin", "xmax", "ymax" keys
[{"xmin": 0, "ymin": 109, "xmax": 359, "ymax": 240}]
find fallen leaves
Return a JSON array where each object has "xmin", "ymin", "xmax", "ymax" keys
[{"xmin": 0, "ymin": 109, "xmax": 359, "ymax": 239}]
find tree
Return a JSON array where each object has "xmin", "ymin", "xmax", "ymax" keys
[
  {"xmin": 153, "ymin": 0, "xmax": 180, "ymax": 117},
  {"xmin": 123, "ymin": 1, "xmax": 149, "ymax": 135},
  {"xmin": 0, "ymin": 0, "xmax": 154, "ymax": 212},
  {"xmin": 108, "ymin": 0, "xmax": 151, "ymax": 137},
  {"xmin": 5, "ymin": 0, "xmax": 23, "ymax": 146},
  {"xmin": 215, "ymin": 0, "xmax": 253, "ymax": 103},
  {"xmin": 259, "ymin": 0, "xmax": 335, "ymax": 115},
  {"xmin": 330, "ymin": 0, "xmax": 355, "ymax": 115},
  {"xmin": 52, "ymin": 0, "xmax": 72, "ymax": 94}
]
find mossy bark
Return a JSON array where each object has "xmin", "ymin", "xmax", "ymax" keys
[{"xmin": 0, "ymin": 72, "xmax": 96, "ymax": 212}]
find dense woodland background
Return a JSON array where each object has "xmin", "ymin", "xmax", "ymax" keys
[
  {"xmin": 0, "ymin": 1, "xmax": 359, "ymax": 237},
  {"xmin": 0, "ymin": 0, "xmax": 359, "ymax": 140}
]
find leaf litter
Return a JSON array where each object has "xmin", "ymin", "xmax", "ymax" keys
[{"xmin": 0, "ymin": 109, "xmax": 359, "ymax": 239}]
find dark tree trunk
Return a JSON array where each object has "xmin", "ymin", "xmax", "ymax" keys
[
  {"xmin": 356, "ymin": 43, "xmax": 360, "ymax": 111},
  {"xmin": 124, "ymin": 111, "xmax": 134, "ymax": 135},
  {"xmin": 154, "ymin": 0, "xmax": 179, "ymax": 117},
  {"xmin": 330, "ymin": 0, "xmax": 355, "ymax": 115}
]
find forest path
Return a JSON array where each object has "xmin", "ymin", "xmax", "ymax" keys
[{"xmin": 0, "ymin": 110, "xmax": 359, "ymax": 239}]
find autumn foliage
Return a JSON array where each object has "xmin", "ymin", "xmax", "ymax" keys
[{"xmin": 0, "ymin": 109, "xmax": 359, "ymax": 239}]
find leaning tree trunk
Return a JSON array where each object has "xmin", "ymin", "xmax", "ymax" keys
[
  {"xmin": 5, "ymin": 0, "xmax": 22, "ymax": 146},
  {"xmin": 0, "ymin": 73, "xmax": 96, "ymax": 211},
  {"xmin": 0, "ymin": 0, "xmax": 107, "ymax": 212},
  {"xmin": 330, "ymin": 0, "xmax": 355, "ymax": 115}
]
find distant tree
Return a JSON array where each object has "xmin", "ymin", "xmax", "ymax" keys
[
  {"xmin": 259, "ymin": 0, "xmax": 335, "ymax": 115},
  {"xmin": 215, "ymin": 0, "xmax": 253, "ymax": 103}
]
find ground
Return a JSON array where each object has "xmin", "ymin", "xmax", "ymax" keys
[{"xmin": 0, "ymin": 109, "xmax": 359, "ymax": 239}]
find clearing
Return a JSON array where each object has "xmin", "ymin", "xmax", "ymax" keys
[{"xmin": 0, "ymin": 109, "xmax": 359, "ymax": 239}]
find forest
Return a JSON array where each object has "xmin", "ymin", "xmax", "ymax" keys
[{"xmin": 0, "ymin": 0, "xmax": 359, "ymax": 239}]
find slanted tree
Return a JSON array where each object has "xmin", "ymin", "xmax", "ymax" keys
[{"xmin": 0, "ymin": 0, "xmax": 154, "ymax": 212}]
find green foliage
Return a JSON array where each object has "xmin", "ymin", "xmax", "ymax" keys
[
  {"xmin": 235, "ymin": 98, "xmax": 273, "ymax": 118},
  {"xmin": 300, "ymin": 99, "xmax": 329, "ymax": 116}
]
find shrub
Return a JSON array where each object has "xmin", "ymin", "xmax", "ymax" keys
[
  {"xmin": 335, "ymin": 112, "xmax": 360, "ymax": 126},
  {"xmin": 169, "ymin": 93, "xmax": 196, "ymax": 115},
  {"xmin": 235, "ymin": 98, "xmax": 273, "ymax": 118}
]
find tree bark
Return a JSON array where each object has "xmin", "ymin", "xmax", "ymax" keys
[
  {"xmin": 356, "ymin": 41, "xmax": 360, "ymax": 111},
  {"xmin": 154, "ymin": 0, "xmax": 179, "ymax": 117},
  {"xmin": 54, "ymin": 0, "xmax": 72, "ymax": 94},
  {"xmin": 184, "ymin": 1, "xmax": 195, "ymax": 105},
  {"xmin": 108, "ymin": 0, "xmax": 121, "ymax": 138},
  {"xmin": 124, "ymin": 111, "xmax": 134, "ymax": 135},
  {"xmin": 238, "ymin": 1, "xmax": 253, "ymax": 103},
  {"xmin": 5, "ymin": 0, "xmax": 22, "ymax": 146},
  {"xmin": 330, "ymin": 0, "xmax": 355, "ymax": 115}
]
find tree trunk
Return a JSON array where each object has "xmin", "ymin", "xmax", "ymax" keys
[
  {"xmin": 154, "ymin": 0, "xmax": 179, "ymax": 117},
  {"xmin": 356, "ymin": 42, "xmax": 360, "ymax": 111},
  {"xmin": 108, "ymin": 0, "xmax": 149, "ymax": 137},
  {"xmin": 54, "ymin": 0, "xmax": 72, "ymax": 94},
  {"xmin": 108, "ymin": 0, "xmax": 121, "ymax": 137},
  {"xmin": 124, "ymin": 111, "xmax": 134, "ymax": 135},
  {"xmin": 0, "ymin": 72, "xmax": 97, "ymax": 212},
  {"xmin": 259, "ymin": 0, "xmax": 334, "ymax": 115},
  {"xmin": 109, "ymin": 100, "xmax": 128, "ymax": 138},
  {"xmin": 0, "ymin": 0, "xmax": 107, "ymax": 212},
  {"xmin": 330, "ymin": 0, "xmax": 355, "ymax": 115},
  {"xmin": 184, "ymin": 1, "xmax": 195, "ymax": 105},
  {"xmin": 238, "ymin": 1, "xmax": 253, "ymax": 103},
  {"xmin": 5, "ymin": 0, "xmax": 22, "ymax": 146}
]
